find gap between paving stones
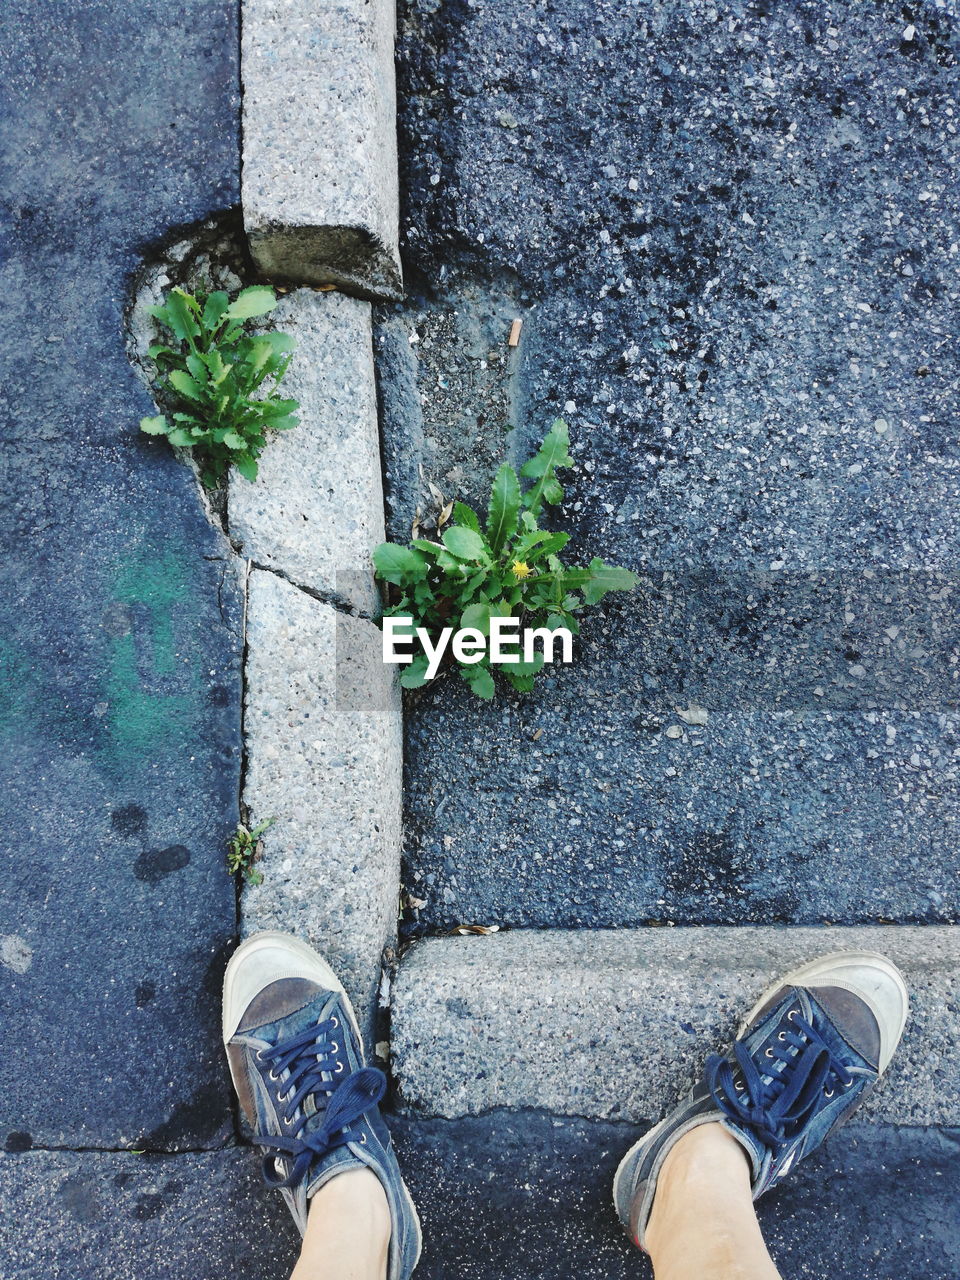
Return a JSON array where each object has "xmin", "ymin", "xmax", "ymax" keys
[{"xmin": 247, "ymin": 559, "xmax": 378, "ymax": 621}]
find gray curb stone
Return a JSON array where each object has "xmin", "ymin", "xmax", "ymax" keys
[
  {"xmin": 242, "ymin": 0, "xmax": 402, "ymax": 300},
  {"xmin": 240, "ymin": 568, "xmax": 401, "ymax": 1039},
  {"xmin": 228, "ymin": 290, "xmax": 384, "ymax": 615},
  {"xmin": 391, "ymin": 925, "xmax": 960, "ymax": 1124}
]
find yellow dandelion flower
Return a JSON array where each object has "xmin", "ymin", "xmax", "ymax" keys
[{"xmin": 511, "ymin": 560, "xmax": 533, "ymax": 580}]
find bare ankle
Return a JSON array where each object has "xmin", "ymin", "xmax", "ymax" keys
[
  {"xmin": 645, "ymin": 1123, "xmax": 752, "ymax": 1255},
  {"xmin": 310, "ymin": 1167, "xmax": 391, "ymax": 1240},
  {"xmin": 294, "ymin": 1168, "xmax": 392, "ymax": 1280}
]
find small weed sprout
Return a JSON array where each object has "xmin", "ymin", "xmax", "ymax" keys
[
  {"xmin": 140, "ymin": 285, "xmax": 300, "ymax": 488},
  {"xmin": 226, "ymin": 817, "xmax": 275, "ymax": 887},
  {"xmin": 373, "ymin": 420, "xmax": 638, "ymax": 698}
]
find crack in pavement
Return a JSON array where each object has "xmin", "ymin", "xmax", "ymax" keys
[{"xmin": 247, "ymin": 559, "xmax": 380, "ymax": 622}]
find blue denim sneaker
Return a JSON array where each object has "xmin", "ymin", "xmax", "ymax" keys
[
  {"xmin": 613, "ymin": 950, "xmax": 908, "ymax": 1250},
  {"xmin": 223, "ymin": 931, "xmax": 421, "ymax": 1277}
]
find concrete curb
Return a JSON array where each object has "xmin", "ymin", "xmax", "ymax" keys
[
  {"xmin": 240, "ymin": 568, "xmax": 401, "ymax": 1039},
  {"xmin": 242, "ymin": 0, "xmax": 402, "ymax": 300},
  {"xmin": 391, "ymin": 925, "xmax": 960, "ymax": 1124},
  {"xmin": 228, "ymin": 290, "xmax": 385, "ymax": 616},
  {"xmin": 236, "ymin": 1, "xmax": 403, "ymax": 1053}
]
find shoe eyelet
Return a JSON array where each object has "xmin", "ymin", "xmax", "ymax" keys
[
  {"xmin": 269, "ymin": 1069, "xmax": 281, "ymax": 1082},
  {"xmin": 335, "ymin": 1061, "xmax": 345, "ymax": 1074},
  {"xmin": 330, "ymin": 1016, "xmax": 339, "ymax": 1029},
  {"xmin": 359, "ymin": 1133, "xmax": 367, "ymax": 1145},
  {"xmin": 825, "ymin": 1088, "xmax": 834, "ymax": 1098},
  {"xmin": 329, "ymin": 1042, "xmax": 339, "ymax": 1054},
  {"xmin": 788, "ymin": 1010, "xmax": 798, "ymax": 1022},
  {"xmin": 777, "ymin": 1031, "xmax": 786, "ymax": 1041},
  {"xmin": 764, "ymin": 1047, "xmax": 773, "ymax": 1058}
]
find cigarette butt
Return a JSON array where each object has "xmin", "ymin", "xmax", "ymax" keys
[{"xmin": 508, "ymin": 318, "xmax": 523, "ymax": 347}]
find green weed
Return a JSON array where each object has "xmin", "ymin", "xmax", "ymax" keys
[
  {"xmin": 140, "ymin": 285, "xmax": 299, "ymax": 488},
  {"xmin": 226, "ymin": 817, "xmax": 275, "ymax": 887},
  {"xmin": 373, "ymin": 420, "xmax": 638, "ymax": 698}
]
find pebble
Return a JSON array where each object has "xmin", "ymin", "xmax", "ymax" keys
[{"xmin": 0, "ymin": 934, "xmax": 32, "ymax": 974}]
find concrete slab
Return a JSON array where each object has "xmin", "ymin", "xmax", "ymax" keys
[
  {"xmin": 241, "ymin": 569, "xmax": 402, "ymax": 1038},
  {"xmin": 392, "ymin": 1114, "xmax": 960, "ymax": 1280},
  {"xmin": 0, "ymin": 1148, "xmax": 299, "ymax": 1279},
  {"xmin": 0, "ymin": 0, "xmax": 242, "ymax": 1150},
  {"xmin": 391, "ymin": 926, "xmax": 960, "ymax": 1124},
  {"xmin": 228, "ymin": 290, "xmax": 384, "ymax": 616},
  {"xmin": 242, "ymin": 0, "xmax": 402, "ymax": 299}
]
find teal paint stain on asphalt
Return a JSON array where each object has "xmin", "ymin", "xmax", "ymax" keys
[
  {"xmin": 113, "ymin": 548, "xmax": 188, "ymax": 679},
  {"xmin": 0, "ymin": 639, "xmax": 35, "ymax": 738},
  {"xmin": 100, "ymin": 547, "xmax": 201, "ymax": 764}
]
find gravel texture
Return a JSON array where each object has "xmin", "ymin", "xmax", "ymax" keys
[
  {"xmin": 241, "ymin": 569, "xmax": 402, "ymax": 1038},
  {"xmin": 391, "ymin": 926, "xmax": 960, "ymax": 1123},
  {"xmin": 0, "ymin": 1148, "xmax": 299, "ymax": 1279},
  {"xmin": 401, "ymin": 656, "xmax": 960, "ymax": 932},
  {"xmin": 243, "ymin": 0, "xmax": 402, "ymax": 298},
  {"xmin": 386, "ymin": 0, "xmax": 960, "ymax": 933},
  {"xmin": 229, "ymin": 290, "xmax": 385, "ymax": 615},
  {"xmin": 393, "ymin": 1114, "xmax": 960, "ymax": 1280},
  {"xmin": 374, "ymin": 279, "xmax": 525, "ymax": 541},
  {"xmin": 3, "ymin": 1123, "xmax": 957, "ymax": 1280}
]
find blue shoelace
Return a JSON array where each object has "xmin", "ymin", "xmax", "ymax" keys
[
  {"xmin": 705, "ymin": 1006, "xmax": 854, "ymax": 1153},
  {"xmin": 255, "ymin": 1017, "xmax": 387, "ymax": 1189}
]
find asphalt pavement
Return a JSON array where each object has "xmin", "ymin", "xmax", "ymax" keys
[
  {"xmin": 385, "ymin": 0, "xmax": 960, "ymax": 937},
  {"xmin": 0, "ymin": 0, "xmax": 242, "ymax": 1157}
]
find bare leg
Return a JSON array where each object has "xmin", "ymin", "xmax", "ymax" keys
[
  {"xmin": 645, "ymin": 1123, "xmax": 783, "ymax": 1280},
  {"xmin": 290, "ymin": 1168, "xmax": 391, "ymax": 1280}
]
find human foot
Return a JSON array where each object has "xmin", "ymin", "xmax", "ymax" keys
[
  {"xmin": 223, "ymin": 931, "xmax": 421, "ymax": 1278},
  {"xmin": 613, "ymin": 950, "xmax": 908, "ymax": 1251}
]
